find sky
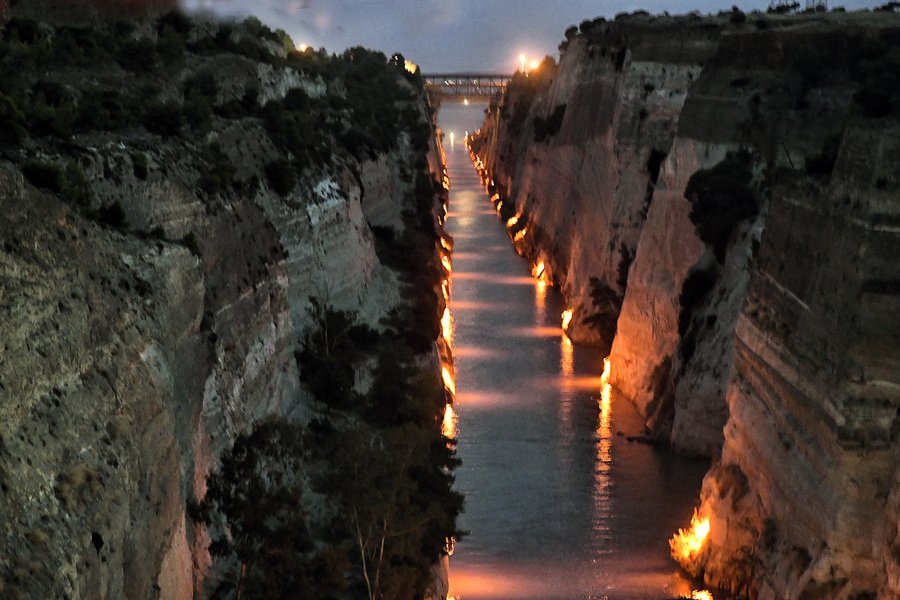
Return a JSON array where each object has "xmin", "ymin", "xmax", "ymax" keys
[{"xmin": 180, "ymin": 0, "xmax": 891, "ymax": 72}]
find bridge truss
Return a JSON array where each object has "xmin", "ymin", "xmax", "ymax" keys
[{"xmin": 422, "ymin": 73, "xmax": 512, "ymax": 99}]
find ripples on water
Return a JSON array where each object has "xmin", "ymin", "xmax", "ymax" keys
[{"xmin": 439, "ymin": 103, "xmax": 712, "ymax": 600}]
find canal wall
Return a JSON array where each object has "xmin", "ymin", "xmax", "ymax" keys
[
  {"xmin": 0, "ymin": 12, "xmax": 453, "ymax": 599},
  {"xmin": 471, "ymin": 10, "xmax": 900, "ymax": 599}
]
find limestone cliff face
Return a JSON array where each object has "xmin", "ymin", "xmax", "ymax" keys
[
  {"xmin": 0, "ymin": 15, "xmax": 446, "ymax": 599},
  {"xmin": 473, "ymin": 11, "xmax": 900, "ymax": 598}
]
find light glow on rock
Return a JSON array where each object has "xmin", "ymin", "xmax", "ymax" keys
[
  {"xmin": 442, "ymin": 365, "xmax": 456, "ymax": 396},
  {"xmin": 561, "ymin": 308, "xmax": 573, "ymax": 332},
  {"xmin": 442, "ymin": 255, "xmax": 452, "ymax": 273},
  {"xmin": 670, "ymin": 508, "xmax": 711, "ymax": 562},
  {"xmin": 441, "ymin": 307, "xmax": 453, "ymax": 345},
  {"xmin": 514, "ymin": 227, "xmax": 528, "ymax": 243},
  {"xmin": 530, "ymin": 259, "xmax": 545, "ymax": 279},
  {"xmin": 442, "ymin": 403, "xmax": 456, "ymax": 439},
  {"xmin": 506, "ymin": 215, "xmax": 520, "ymax": 228}
]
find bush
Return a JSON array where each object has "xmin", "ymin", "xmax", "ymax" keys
[
  {"xmin": 22, "ymin": 160, "xmax": 66, "ymax": 194},
  {"xmin": 730, "ymin": 7, "xmax": 747, "ymax": 24},
  {"xmin": 143, "ymin": 102, "xmax": 183, "ymax": 136},
  {"xmin": 131, "ymin": 152, "xmax": 149, "ymax": 180},
  {"xmin": 684, "ymin": 153, "xmax": 758, "ymax": 262},
  {"xmin": 0, "ymin": 94, "xmax": 27, "ymax": 146},
  {"xmin": 76, "ymin": 88, "xmax": 138, "ymax": 131},
  {"xmin": 264, "ymin": 159, "xmax": 296, "ymax": 196},
  {"xmin": 805, "ymin": 132, "xmax": 841, "ymax": 176},
  {"xmin": 116, "ymin": 38, "xmax": 159, "ymax": 73},
  {"xmin": 198, "ymin": 143, "xmax": 235, "ymax": 195},
  {"xmin": 21, "ymin": 160, "xmax": 92, "ymax": 206}
]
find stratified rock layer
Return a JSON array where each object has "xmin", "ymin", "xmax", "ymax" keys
[
  {"xmin": 0, "ymin": 15, "xmax": 447, "ymax": 599},
  {"xmin": 472, "ymin": 11, "xmax": 900, "ymax": 598}
]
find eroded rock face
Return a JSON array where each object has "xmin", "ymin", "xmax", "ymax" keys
[
  {"xmin": 0, "ymin": 20, "xmax": 444, "ymax": 600},
  {"xmin": 472, "ymin": 11, "xmax": 900, "ymax": 598}
]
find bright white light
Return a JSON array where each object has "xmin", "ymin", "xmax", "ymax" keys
[
  {"xmin": 450, "ymin": 131, "xmax": 455, "ymax": 150},
  {"xmin": 519, "ymin": 53, "xmax": 526, "ymax": 72},
  {"xmin": 463, "ymin": 98, "xmax": 469, "ymax": 106}
]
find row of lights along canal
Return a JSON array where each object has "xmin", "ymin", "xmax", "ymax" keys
[{"xmin": 432, "ymin": 101, "xmax": 713, "ymax": 600}]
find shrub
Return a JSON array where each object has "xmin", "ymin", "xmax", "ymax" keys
[
  {"xmin": 22, "ymin": 160, "xmax": 66, "ymax": 194},
  {"xmin": 0, "ymin": 94, "xmax": 27, "ymax": 146},
  {"xmin": 684, "ymin": 153, "xmax": 758, "ymax": 262},
  {"xmin": 198, "ymin": 143, "xmax": 235, "ymax": 195},
  {"xmin": 131, "ymin": 152, "xmax": 149, "ymax": 180},
  {"xmin": 805, "ymin": 132, "xmax": 841, "ymax": 176},
  {"xmin": 116, "ymin": 38, "xmax": 159, "ymax": 73},
  {"xmin": 143, "ymin": 102, "xmax": 183, "ymax": 136},
  {"xmin": 730, "ymin": 7, "xmax": 747, "ymax": 24},
  {"xmin": 22, "ymin": 160, "xmax": 92, "ymax": 206},
  {"xmin": 97, "ymin": 201, "xmax": 127, "ymax": 228},
  {"xmin": 264, "ymin": 159, "xmax": 296, "ymax": 196}
]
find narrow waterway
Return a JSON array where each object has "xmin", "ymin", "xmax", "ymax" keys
[{"xmin": 439, "ymin": 102, "xmax": 710, "ymax": 600}]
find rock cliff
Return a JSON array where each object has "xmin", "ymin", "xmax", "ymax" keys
[
  {"xmin": 471, "ymin": 10, "xmax": 900, "ymax": 598},
  {"xmin": 0, "ymin": 11, "xmax": 452, "ymax": 599}
]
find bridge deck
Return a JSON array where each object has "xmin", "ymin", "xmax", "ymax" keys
[{"xmin": 423, "ymin": 73, "xmax": 512, "ymax": 98}]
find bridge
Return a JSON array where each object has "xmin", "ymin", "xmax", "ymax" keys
[{"xmin": 422, "ymin": 73, "xmax": 512, "ymax": 99}]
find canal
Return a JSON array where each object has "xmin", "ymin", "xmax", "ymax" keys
[{"xmin": 438, "ymin": 101, "xmax": 711, "ymax": 600}]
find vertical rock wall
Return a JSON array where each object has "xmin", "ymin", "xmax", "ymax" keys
[
  {"xmin": 472, "ymin": 11, "xmax": 900, "ymax": 598},
  {"xmin": 0, "ymin": 21, "xmax": 446, "ymax": 599}
]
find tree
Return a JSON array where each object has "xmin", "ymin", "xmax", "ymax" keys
[{"xmin": 199, "ymin": 419, "xmax": 348, "ymax": 600}]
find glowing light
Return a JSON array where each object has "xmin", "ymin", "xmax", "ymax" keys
[
  {"xmin": 297, "ymin": 43, "xmax": 309, "ymax": 52},
  {"xmin": 440, "ymin": 237, "xmax": 452, "ymax": 252},
  {"xmin": 600, "ymin": 356, "xmax": 611, "ymax": 387},
  {"xmin": 441, "ymin": 307, "xmax": 453, "ymax": 345},
  {"xmin": 445, "ymin": 536, "xmax": 456, "ymax": 556},
  {"xmin": 463, "ymin": 98, "xmax": 469, "ymax": 106},
  {"xmin": 561, "ymin": 308, "xmax": 573, "ymax": 332},
  {"xmin": 530, "ymin": 59, "xmax": 540, "ymax": 70},
  {"xmin": 670, "ymin": 509, "xmax": 711, "ymax": 562},
  {"xmin": 404, "ymin": 59, "xmax": 418, "ymax": 74},
  {"xmin": 496, "ymin": 200, "xmax": 503, "ymax": 212},
  {"xmin": 506, "ymin": 215, "xmax": 519, "ymax": 228},
  {"xmin": 442, "ymin": 255, "xmax": 452, "ymax": 273},
  {"xmin": 519, "ymin": 53, "xmax": 526, "ymax": 72},
  {"xmin": 442, "ymin": 279, "xmax": 450, "ymax": 301},
  {"xmin": 442, "ymin": 403, "xmax": 456, "ymax": 439},
  {"xmin": 531, "ymin": 259, "xmax": 545, "ymax": 279},
  {"xmin": 442, "ymin": 366, "xmax": 456, "ymax": 396},
  {"xmin": 490, "ymin": 192, "xmax": 500, "ymax": 203},
  {"xmin": 682, "ymin": 592, "xmax": 714, "ymax": 600},
  {"xmin": 514, "ymin": 227, "xmax": 528, "ymax": 243}
]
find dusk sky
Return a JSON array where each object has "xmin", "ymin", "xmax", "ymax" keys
[{"xmin": 181, "ymin": 0, "xmax": 889, "ymax": 72}]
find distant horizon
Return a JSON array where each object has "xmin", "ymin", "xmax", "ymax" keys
[{"xmin": 180, "ymin": 0, "xmax": 892, "ymax": 72}]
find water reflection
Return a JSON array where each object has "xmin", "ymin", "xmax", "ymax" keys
[{"xmin": 440, "ymin": 102, "xmax": 710, "ymax": 600}]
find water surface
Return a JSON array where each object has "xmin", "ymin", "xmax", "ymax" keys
[{"xmin": 439, "ymin": 102, "xmax": 710, "ymax": 600}]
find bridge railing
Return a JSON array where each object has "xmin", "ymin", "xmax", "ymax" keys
[{"xmin": 422, "ymin": 73, "xmax": 512, "ymax": 98}]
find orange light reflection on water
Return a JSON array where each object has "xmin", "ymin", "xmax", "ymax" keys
[
  {"xmin": 441, "ymin": 307, "xmax": 454, "ymax": 346},
  {"xmin": 594, "ymin": 356, "xmax": 614, "ymax": 552},
  {"xmin": 560, "ymin": 337, "xmax": 573, "ymax": 379}
]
